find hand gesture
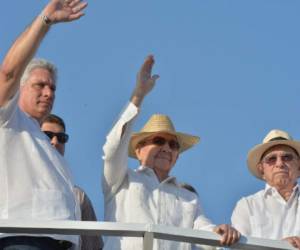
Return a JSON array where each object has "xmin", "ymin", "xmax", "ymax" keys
[
  {"xmin": 213, "ymin": 224, "xmax": 240, "ymax": 246},
  {"xmin": 43, "ymin": 0, "xmax": 88, "ymax": 24},
  {"xmin": 131, "ymin": 55, "xmax": 159, "ymax": 105},
  {"xmin": 284, "ymin": 236, "xmax": 300, "ymax": 249}
]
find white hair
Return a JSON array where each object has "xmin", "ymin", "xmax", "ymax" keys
[{"xmin": 20, "ymin": 58, "xmax": 57, "ymax": 86}]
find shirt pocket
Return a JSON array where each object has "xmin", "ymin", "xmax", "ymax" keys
[
  {"xmin": 32, "ymin": 189, "xmax": 74, "ymax": 220},
  {"xmin": 250, "ymin": 214, "xmax": 273, "ymax": 238},
  {"xmin": 171, "ymin": 200, "xmax": 197, "ymax": 227}
]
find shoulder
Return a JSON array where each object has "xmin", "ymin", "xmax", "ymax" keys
[
  {"xmin": 178, "ymin": 182, "xmax": 198, "ymax": 195},
  {"xmin": 235, "ymin": 189, "xmax": 265, "ymax": 209}
]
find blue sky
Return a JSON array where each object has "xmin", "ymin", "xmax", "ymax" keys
[{"xmin": 1, "ymin": 0, "xmax": 300, "ymax": 225}]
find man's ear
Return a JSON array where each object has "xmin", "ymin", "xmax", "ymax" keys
[
  {"xmin": 257, "ymin": 163, "xmax": 265, "ymax": 179},
  {"xmin": 135, "ymin": 147, "xmax": 141, "ymax": 160},
  {"xmin": 297, "ymin": 160, "xmax": 300, "ymax": 177}
]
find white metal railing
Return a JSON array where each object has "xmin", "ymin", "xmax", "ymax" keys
[{"xmin": 0, "ymin": 220, "xmax": 294, "ymax": 250}]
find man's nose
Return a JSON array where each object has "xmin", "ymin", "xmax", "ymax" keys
[
  {"xmin": 161, "ymin": 141, "xmax": 172, "ymax": 152},
  {"xmin": 51, "ymin": 136, "xmax": 59, "ymax": 147},
  {"xmin": 274, "ymin": 157, "xmax": 286, "ymax": 168},
  {"xmin": 43, "ymin": 85, "xmax": 55, "ymax": 98}
]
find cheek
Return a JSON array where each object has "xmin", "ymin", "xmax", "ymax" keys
[
  {"xmin": 171, "ymin": 152, "xmax": 179, "ymax": 164},
  {"xmin": 137, "ymin": 147, "xmax": 156, "ymax": 163}
]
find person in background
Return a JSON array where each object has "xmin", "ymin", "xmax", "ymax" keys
[
  {"xmin": 102, "ymin": 55, "xmax": 240, "ymax": 249},
  {"xmin": 0, "ymin": 0, "xmax": 87, "ymax": 249},
  {"xmin": 41, "ymin": 114, "xmax": 104, "ymax": 250},
  {"xmin": 232, "ymin": 129, "xmax": 300, "ymax": 249}
]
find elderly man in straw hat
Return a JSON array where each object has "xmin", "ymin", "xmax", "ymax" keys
[
  {"xmin": 102, "ymin": 55, "xmax": 240, "ymax": 250},
  {"xmin": 232, "ymin": 129, "xmax": 300, "ymax": 249}
]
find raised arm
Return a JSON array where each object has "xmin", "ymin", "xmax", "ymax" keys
[
  {"xmin": 102, "ymin": 55, "xmax": 159, "ymax": 197},
  {"xmin": 0, "ymin": 0, "xmax": 87, "ymax": 106}
]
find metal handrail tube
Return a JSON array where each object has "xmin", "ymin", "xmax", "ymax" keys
[{"xmin": 0, "ymin": 220, "xmax": 294, "ymax": 250}]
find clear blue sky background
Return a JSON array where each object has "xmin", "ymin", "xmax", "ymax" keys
[{"xmin": 1, "ymin": 0, "xmax": 300, "ymax": 225}]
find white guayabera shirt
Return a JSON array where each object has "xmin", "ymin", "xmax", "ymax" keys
[
  {"xmin": 231, "ymin": 184, "xmax": 300, "ymax": 239},
  {"xmin": 102, "ymin": 102, "xmax": 218, "ymax": 250},
  {"xmin": 0, "ymin": 92, "xmax": 80, "ymax": 247}
]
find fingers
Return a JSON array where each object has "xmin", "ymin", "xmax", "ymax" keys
[
  {"xmin": 214, "ymin": 224, "xmax": 240, "ymax": 246},
  {"xmin": 68, "ymin": 13, "xmax": 85, "ymax": 21},
  {"xmin": 68, "ymin": 0, "xmax": 81, "ymax": 8},
  {"xmin": 65, "ymin": 1, "xmax": 88, "ymax": 21},
  {"xmin": 140, "ymin": 55, "xmax": 155, "ymax": 76},
  {"xmin": 71, "ymin": 1, "xmax": 88, "ymax": 13},
  {"xmin": 285, "ymin": 237, "xmax": 300, "ymax": 249}
]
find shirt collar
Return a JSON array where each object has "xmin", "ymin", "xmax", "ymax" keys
[{"xmin": 263, "ymin": 183, "xmax": 300, "ymax": 197}]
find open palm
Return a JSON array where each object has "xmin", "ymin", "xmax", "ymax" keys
[{"xmin": 44, "ymin": 0, "xmax": 88, "ymax": 23}]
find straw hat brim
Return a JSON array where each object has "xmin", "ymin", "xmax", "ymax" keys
[
  {"xmin": 129, "ymin": 131, "xmax": 200, "ymax": 158},
  {"xmin": 247, "ymin": 140, "xmax": 300, "ymax": 179}
]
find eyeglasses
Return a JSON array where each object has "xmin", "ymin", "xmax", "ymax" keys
[
  {"xmin": 43, "ymin": 131, "xmax": 69, "ymax": 144},
  {"xmin": 261, "ymin": 153, "xmax": 299, "ymax": 166},
  {"xmin": 142, "ymin": 136, "xmax": 180, "ymax": 151}
]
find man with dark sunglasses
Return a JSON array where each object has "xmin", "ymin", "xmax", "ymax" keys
[
  {"xmin": 102, "ymin": 55, "xmax": 240, "ymax": 249},
  {"xmin": 41, "ymin": 114, "xmax": 103, "ymax": 250},
  {"xmin": 41, "ymin": 115, "xmax": 69, "ymax": 155}
]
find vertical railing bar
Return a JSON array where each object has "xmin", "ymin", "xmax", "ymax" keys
[{"xmin": 143, "ymin": 231, "xmax": 154, "ymax": 250}]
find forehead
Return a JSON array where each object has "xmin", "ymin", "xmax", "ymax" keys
[
  {"xmin": 41, "ymin": 122, "xmax": 64, "ymax": 132},
  {"xmin": 27, "ymin": 68, "xmax": 55, "ymax": 86},
  {"xmin": 263, "ymin": 144, "xmax": 298, "ymax": 156}
]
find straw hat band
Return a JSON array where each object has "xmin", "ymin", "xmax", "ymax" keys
[{"xmin": 268, "ymin": 137, "xmax": 288, "ymax": 142}]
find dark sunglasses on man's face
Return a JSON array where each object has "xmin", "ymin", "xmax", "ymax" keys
[
  {"xmin": 43, "ymin": 131, "xmax": 69, "ymax": 144},
  {"xmin": 145, "ymin": 136, "xmax": 180, "ymax": 151}
]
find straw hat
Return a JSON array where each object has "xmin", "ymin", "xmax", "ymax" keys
[
  {"xmin": 247, "ymin": 129, "xmax": 300, "ymax": 179},
  {"xmin": 128, "ymin": 114, "xmax": 200, "ymax": 158}
]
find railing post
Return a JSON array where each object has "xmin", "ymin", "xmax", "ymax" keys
[{"xmin": 143, "ymin": 231, "xmax": 154, "ymax": 250}]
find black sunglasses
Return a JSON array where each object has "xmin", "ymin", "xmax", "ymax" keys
[
  {"xmin": 43, "ymin": 131, "xmax": 69, "ymax": 144},
  {"xmin": 143, "ymin": 136, "xmax": 180, "ymax": 150}
]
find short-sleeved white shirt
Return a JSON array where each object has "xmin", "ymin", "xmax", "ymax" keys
[
  {"xmin": 0, "ymin": 93, "xmax": 80, "ymax": 245},
  {"xmin": 232, "ymin": 184, "xmax": 300, "ymax": 239}
]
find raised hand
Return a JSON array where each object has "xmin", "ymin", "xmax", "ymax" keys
[
  {"xmin": 131, "ymin": 55, "xmax": 159, "ymax": 106},
  {"xmin": 43, "ymin": 0, "xmax": 88, "ymax": 24},
  {"xmin": 213, "ymin": 224, "xmax": 240, "ymax": 246}
]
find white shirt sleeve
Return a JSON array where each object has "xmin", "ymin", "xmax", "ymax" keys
[
  {"xmin": 102, "ymin": 102, "xmax": 139, "ymax": 199},
  {"xmin": 0, "ymin": 91, "xmax": 19, "ymax": 126},
  {"xmin": 194, "ymin": 201, "xmax": 216, "ymax": 231},
  {"xmin": 231, "ymin": 197, "xmax": 251, "ymax": 236},
  {"xmin": 193, "ymin": 211, "xmax": 218, "ymax": 250}
]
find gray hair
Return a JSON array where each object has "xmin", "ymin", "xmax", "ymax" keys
[{"xmin": 20, "ymin": 58, "xmax": 57, "ymax": 86}]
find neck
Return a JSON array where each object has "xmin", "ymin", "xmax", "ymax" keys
[
  {"xmin": 153, "ymin": 169, "xmax": 169, "ymax": 182},
  {"xmin": 273, "ymin": 183, "xmax": 297, "ymax": 201},
  {"xmin": 19, "ymin": 106, "xmax": 45, "ymax": 124}
]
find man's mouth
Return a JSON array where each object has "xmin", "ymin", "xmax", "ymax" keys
[
  {"xmin": 38, "ymin": 101, "xmax": 52, "ymax": 107},
  {"xmin": 274, "ymin": 171, "xmax": 288, "ymax": 176},
  {"xmin": 156, "ymin": 154, "xmax": 171, "ymax": 161}
]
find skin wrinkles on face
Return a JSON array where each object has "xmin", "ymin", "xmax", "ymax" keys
[
  {"xmin": 258, "ymin": 145, "xmax": 300, "ymax": 191},
  {"xmin": 19, "ymin": 68, "xmax": 56, "ymax": 123},
  {"xmin": 41, "ymin": 121, "xmax": 65, "ymax": 156},
  {"xmin": 135, "ymin": 132, "xmax": 179, "ymax": 182}
]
